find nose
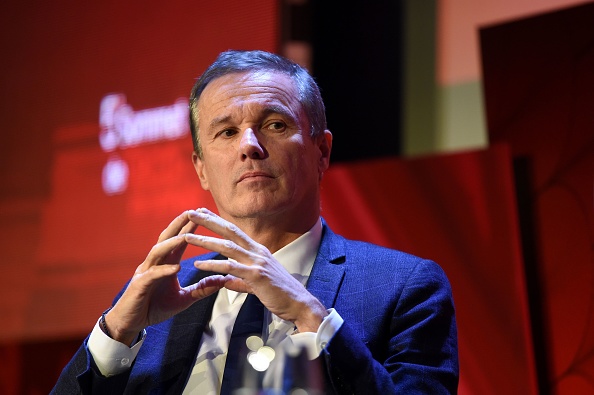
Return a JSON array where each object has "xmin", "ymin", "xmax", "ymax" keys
[{"xmin": 239, "ymin": 128, "xmax": 265, "ymax": 159}]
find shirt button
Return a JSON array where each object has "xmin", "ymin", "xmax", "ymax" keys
[
  {"xmin": 121, "ymin": 358, "xmax": 130, "ymax": 366},
  {"xmin": 321, "ymin": 342, "xmax": 328, "ymax": 349}
]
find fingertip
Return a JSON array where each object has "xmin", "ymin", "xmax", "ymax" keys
[
  {"xmin": 180, "ymin": 210, "xmax": 193, "ymax": 220},
  {"xmin": 187, "ymin": 209, "xmax": 198, "ymax": 218},
  {"xmin": 189, "ymin": 208, "xmax": 213, "ymax": 219}
]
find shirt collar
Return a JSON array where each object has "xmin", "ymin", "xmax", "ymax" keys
[{"xmin": 273, "ymin": 217, "xmax": 322, "ymax": 284}]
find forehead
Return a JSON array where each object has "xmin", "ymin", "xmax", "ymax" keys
[{"xmin": 196, "ymin": 71, "xmax": 301, "ymax": 124}]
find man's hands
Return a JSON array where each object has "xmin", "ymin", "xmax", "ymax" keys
[
  {"xmin": 104, "ymin": 208, "xmax": 328, "ymax": 346},
  {"xmin": 185, "ymin": 208, "xmax": 328, "ymax": 333},
  {"xmin": 104, "ymin": 211, "xmax": 228, "ymax": 345}
]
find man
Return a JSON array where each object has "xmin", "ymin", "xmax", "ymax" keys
[{"xmin": 52, "ymin": 50, "xmax": 458, "ymax": 394}]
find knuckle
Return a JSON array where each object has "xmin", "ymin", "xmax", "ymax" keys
[
  {"xmin": 252, "ymin": 265, "xmax": 267, "ymax": 279},
  {"xmin": 252, "ymin": 257, "xmax": 267, "ymax": 267},
  {"xmin": 227, "ymin": 223, "xmax": 239, "ymax": 234},
  {"xmin": 222, "ymin": 260, "xmax": 236, "ymax": 271},
  {"xmin": 254, "ymin": 245, "xmax": 268, "ymax": 256}
]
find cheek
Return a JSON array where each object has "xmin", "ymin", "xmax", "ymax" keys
[
  {"xmin": 288, "ymin": 149, "xmax": 320, "ymax": 185},
  {"xmin": 199, "ymin": 156, "xmax": 229, "ymax": 192}
]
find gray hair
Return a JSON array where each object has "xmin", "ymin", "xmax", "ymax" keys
[{"xmin": 189, "ymin": 50, "xmax": 327, "ymax": 157}]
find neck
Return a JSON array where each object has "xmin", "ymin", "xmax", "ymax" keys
[{"xmin": 225, "ymin": 211, "xmax": 319, "ymax": 253}]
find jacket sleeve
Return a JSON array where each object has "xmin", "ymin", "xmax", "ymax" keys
[
  {"xmin": 321, "ymin": 259, "xmax": 459, "ymax": 394},
  {"xmin": 50, "ymin": 337, "xmax": 132, "ymax": 395},
  {"xmin": 51, "ymin": 285, "xmax": 131, "ymax": 395}
]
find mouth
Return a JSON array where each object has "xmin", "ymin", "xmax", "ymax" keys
[{"xmin": 237, "ymin": 171, "xmax": 275, "ymax": 183}]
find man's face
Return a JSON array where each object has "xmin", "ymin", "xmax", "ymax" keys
[{"xmin": 192, "ymin": 71, "xmax": 331, "ymax": 226}]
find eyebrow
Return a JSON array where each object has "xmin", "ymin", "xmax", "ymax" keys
[
  {"xmin": 208, "ymin": 115, "xmax": 232, "ymax": 130},
  {"xmin": 207, "ymin": 105, "xmax": 296, "ymax": 130}
]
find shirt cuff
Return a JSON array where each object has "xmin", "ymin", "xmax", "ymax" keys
[
  {"xmin": 88, "ymin": 318, "xmax": 146, "ymax": 377},
  {"xmin": 290, "ymin": 308, "xmax": 343, "ymax": 360}
]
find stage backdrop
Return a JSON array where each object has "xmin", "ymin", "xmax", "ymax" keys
[
  {"xmin": 0, "ymin": 0, "xmax": 278, "ymax": 341},
  {"xmin": 481, "ymin": 3, "xmax": 594, "ymax": 394},
  {"xmin": 321, "ymin": 144, "xmax": 538, "ymax": 394}
]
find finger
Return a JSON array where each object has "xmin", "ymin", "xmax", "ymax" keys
[
  {"xmin": 184, "ymin": 233, "xmax": 255, "ymax": 264},
  {"xmin": 182, "ymin": 274, "xmax": 229, "ymax": 300},
  {"xmin": 139, "ymin": 234, "xmax": 188, "ymax": 271},
  {"xmin": 179, "ymin": 218, "xmax": 199, "ymax": 236},
  {"xmin": 192, "ymin": 258, "xmax": 256, "ymax": 280},
  {"xmin": 169, "ymin": 218, "xmax": 200, "ymax": 259},
  {"xmin": 157, "ymin": 210, "xmax": 199, "ymax": 243},
  {"xmin": 222, "ymin": 275, "xmax": 251, "ymax": 294},
  {"xmin": 131, "ymin": 261, "xmax": 181, "ymax": 290},
  {"xmin": 187, "ymin": 209, "xmax": 257, "ymax": 251}
]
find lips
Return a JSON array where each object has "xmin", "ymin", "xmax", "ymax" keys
[{"xmin": 237, "ymin": 171, "xmax": 274, "ymax": 182}]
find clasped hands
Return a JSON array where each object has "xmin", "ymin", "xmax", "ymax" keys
[{"xmin": 105, "ymin": 208, "xmax": 327, "ymax": 346}]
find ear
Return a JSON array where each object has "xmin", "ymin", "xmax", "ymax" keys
[
  {"xmin": 318, "ymin": 129, "xmax": 332, "ymax": 177},
  {"xmin": 192, "ymin": 151, "xmax": 210, "ymax": 191}
]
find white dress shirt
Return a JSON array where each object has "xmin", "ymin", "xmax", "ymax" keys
[{"xmin": 88, "ymin": 217, "xmax": 343, "ymax": 394}]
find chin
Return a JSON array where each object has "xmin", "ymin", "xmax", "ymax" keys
[{"xmin": 230, "ymin": 200, "xmax": 290, "ymax": 220}]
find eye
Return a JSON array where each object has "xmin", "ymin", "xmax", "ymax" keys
[
  {"xmin": 216, "ymin": 128, "xmax": 238, "ymax": 138},
  {"xmin": 264, "ymin": 121, "xmax": 286, "ymax": 132}
]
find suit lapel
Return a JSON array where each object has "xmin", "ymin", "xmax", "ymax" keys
[
  {"xmin": 135, "ymin": 253, "xmax": 222, "ymax": 394},
  {"xmin": 306, "ymin": 221, "xmax": 347, "ymax": 309}
]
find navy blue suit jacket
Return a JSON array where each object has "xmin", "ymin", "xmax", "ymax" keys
[{"xmin": 52, "ymin": 221, "xmax": 458, "ymax": 394}]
